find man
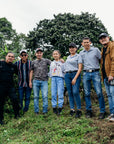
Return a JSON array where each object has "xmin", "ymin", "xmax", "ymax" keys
[
  {"xmin": 15, "ymin": 50, "xmax": 32, "ymax": 113},
  {"xmin": 0, "ymin": 52, "xmax": 20, "ymax": 125},
  {"xmin": 79, "ymin": 37, "xmax": 106, "ymax": 119},
  {"xmin": 99, "ymin": 33, "xmax": 114, "ymax": 122},
  {"xmin": 29, "ymin": 48, "xmax": 51, "ymax": 115}
]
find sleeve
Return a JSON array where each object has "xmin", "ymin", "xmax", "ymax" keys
[
  {"xmin": 110, "ymin": 45, "xmax": 114, "ymax": 76},
  {"xmin": 14, "ymin": 61, "xmax": 17, "ymax": 65},
  {"xmin": 30, "ymin": 61, "xmax": 34, "ymax": 71},
  {"xmin": 78, "ymin": 55, "xmax": 82, "ymax": 64},
  {"xmin": 96, "ymin": 48, "xmax": 101, "ymax": 59},
  {"xmin": 48, "ymin": 62, "xmax": 52, "ymax": 77},
  {"xmin": 61, "ymin": 63, "xmax": 65, "ymax": 73},
  {"xmin": 14, "ymin": 64, "xmax": 18, "ymax": 75}
]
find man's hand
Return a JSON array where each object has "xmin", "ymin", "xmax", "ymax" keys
[
  {"xmin": 71, "ymin": 78, "xmax": 76, "ymax": 85},
  {"xmin": 108, "ymin": 76, "xmax": 114, "ymax": 82},
  {"xmin": 29, "ymin": 82, "xmax": 32, "ymax": 88}
]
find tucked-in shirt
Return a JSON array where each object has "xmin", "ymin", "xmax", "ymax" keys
[
  {"xmin": 31, "ymin": 58, "xmax": 51, "ymax": 81},
  {"xmin": 79, "ymin": 47, "xmax": 101, "ymax": 70},
  {"xmin": 49, "ymin": 60, "xmax": 64, "ymax": 78},
  {"xmin": 0, "ymin": 61, "xmax": 18, "ymax": 87},
  {"xmin": 64, "ymin": 53, "xmax": 82, "ymax": 72},
  {"xmin": 15, "ymin": 60, "xmax": 31, "ymax": 87}
]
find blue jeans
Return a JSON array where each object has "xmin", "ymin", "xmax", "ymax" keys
[
  {"xmin": 51, "ymin": 77, "xmax": 64, "ymax": 108},
  {"xmin": 65, "ymin": 72, "xmax": 81, "ymax": 110},
  {"xmin": 83, "ymin": 71, "xmax": 105, "ymax": 113},
  {"xmin": 104, "ymin": 78, "xmax": 114, "ymax": 114},
  {"xmin": 19, "ymin": 86, "xmax": 31, "ymax": 112},
  {"xmin": 33, "ymin": 80, "xmax": 48, "ymax": 113}
]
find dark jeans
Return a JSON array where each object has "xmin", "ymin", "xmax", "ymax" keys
[
  {"xmin": 65, "ymin": 72, "xmax": 81, "ymax": 110},
  {"xmin": 18, "ymin": 86, "xmax": 32, "ymax": 112},
  {"xmin": 0, "ymin": 85, "xmax": 20, "ymax": 121}
]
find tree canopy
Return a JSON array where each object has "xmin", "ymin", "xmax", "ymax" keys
[
  {"xmin": 26, "ymin": 12, "xmax": 108, "ymax": 58},
  {"xmin": 0, "ymin": 12, "xmax": 110, "ymax": 59},
  {"xmin": 0, "ymin": 17, "xmax": 27, "ymax": 59}
]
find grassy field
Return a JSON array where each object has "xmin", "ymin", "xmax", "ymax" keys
[{"xmin": 0, "ymin": 80, "xmax": 114, "ymax": 144}]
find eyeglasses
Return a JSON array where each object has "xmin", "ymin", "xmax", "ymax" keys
[{"xmin": 21, "ymin": 54, "xmax": 27, "ymax": 57}]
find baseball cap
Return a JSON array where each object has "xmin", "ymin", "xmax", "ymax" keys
[
  {"xmin": 69, "ymin": 42, "xmax": 77, "ymax": 48},
  {"xmin": 35, "ymin": 48, "xmax": 43, "ymax": 53},
  {"xmin": 20, "ymin": 49, "xmax": 27, "ymax": 54},
  {"xmin": 99, "ymin": 33, "xmax": 108, "ymax": 39}
]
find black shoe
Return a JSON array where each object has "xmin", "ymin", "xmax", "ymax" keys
[
  {"xmin": 14, "ymin": 114, "xmax": 21, "ymax": 119},
  {"xmin": 86, "ymin": 110, "xmax": 92, "ymax": 118},
  {"xmin": 58, "ymin": 108, "xmax": 62, "ymax": 115},
  {"xmin": 0, "ymin": 120, "xmax": 4, "ymax": 125},
  {"xmin": 70, "ymin": 110, "xmax": 75, "ymax": 116},
  {"xmin": 99, "ymin": 112, "xmax": 106, "ymax": 119},
  {"xmin": 53, "ymin": 108, "xmax": 58, "ymax": 114},
  {"xmin": 75, "ymin": 110, "xmax": 82, "ymax": 118}
]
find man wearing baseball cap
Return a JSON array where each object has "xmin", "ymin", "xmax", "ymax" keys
[
  {"xmin": 29, "ymin": 48, "xmax": 51, "ymax": 115},
  {"xmin": 99, "ymin": 33, "xmax": 114, "ymax": 122},
  {"xmin": 15, "ymin": 49, "xmax": 32, "ymax": 114}
]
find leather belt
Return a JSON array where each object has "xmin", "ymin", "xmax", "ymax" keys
[
  {"xmin": 66, "ymin": 70, "xmax": 78, "ymax": 73},
  {"xmin": 83, "ymin": 69, "xmax": 99, "ymax": 72}
]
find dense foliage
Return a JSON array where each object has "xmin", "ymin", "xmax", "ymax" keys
[
  {"xmin": 0, "ymin": 12, "xmax": 109, "ymax": 59},
  {"xmin": 0, "ymin": 18, "xmax": 26, "ymax": 59},
  {"xmin": 26, "ymin": 12, "xmax": 108, "ymax": 58}
]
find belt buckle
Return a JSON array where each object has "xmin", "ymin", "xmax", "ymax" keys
[{"xmin": 89, "ymin": 70, "xmax": 92, "ymax": 72}]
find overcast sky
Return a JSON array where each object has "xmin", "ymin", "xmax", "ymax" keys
[{"xmin": 0, "ymin": 0, "xmax": 114, "ymax": 39}]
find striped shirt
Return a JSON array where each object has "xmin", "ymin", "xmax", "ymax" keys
[{"xmin": 15, "ymin": 60, "xmax": 31, "ymax": 87}]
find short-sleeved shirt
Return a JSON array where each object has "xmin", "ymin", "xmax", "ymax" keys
[
  {"xmin": 79, "ymin": 47, "xmax": 101, "ymax": 70},
  {"xmin": 64, "ymin": 53, "xmax": 82, "ymax": 72},
  {"xmin": 49, "ymin": 60, "xmax": 64, "ymax": 78},
  {"xmin": 31, "ymin": 58, "xmax": 51, "ymax": 81},
  {"xmin": 0, "ymin": 61, "xmax": 18, "ymax": 87}
]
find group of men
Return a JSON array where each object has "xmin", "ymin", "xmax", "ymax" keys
[{"xmin": 0, "ymin": 33, "xmax": 114, "ymax": 125}]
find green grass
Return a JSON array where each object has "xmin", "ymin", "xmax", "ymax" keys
[
  {"xmin": 0, "ymin": 109, "xmax": 97, "ymax": 144},
  {"xmin": 0, "ymin": 80, "xmax": 113, "ymax": 144}
]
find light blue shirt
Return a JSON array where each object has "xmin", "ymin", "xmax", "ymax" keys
[
  {"xmin": 79, "ymin": 47, "xmax": 101, "ymax": 70},
  {"xmin": 49, "ymin": 60, "xmax": 64, "ymax": 78},
  {"xmin": 64, "ymin": 53, "xmax": 82, "ymax": 72}
]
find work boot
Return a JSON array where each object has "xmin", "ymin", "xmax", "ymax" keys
[
  {"xmin": 99, "ymin": 112, "xmax": 106, "ymax": 119},
  {"xmin": 58, "ymin": 108, "xmax": 62, "ymax": 115},
  {"xmin": 75, "ymin": 110, "xmax": 82, "ymax": 118},
  {"xmin": 53, "ymin": 108, "xmax": 58, "ymax": 114},
  {"xmin": 86, "ymin": 110, "xmax": 92, "ymax": 118},
  {"xmin": 70, "ymin": 110, "xmax": 75, "ymax": 116}
]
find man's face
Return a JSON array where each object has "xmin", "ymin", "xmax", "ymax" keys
[
  {"xmin": 6, "ymin": 53, "xmax": 15, "ymax": 63},
  {"xmin": 35, "ymin": 51, "xmax": 43, "ymax": 59},
  {"xmin": 20, "ymin": 52, "xmax": 28, "ymax": 61},
  {"xmin": 82, "ymin": 39, "xmax": 91, "ymax": 50},
  {"xmin": 99, "ymin": 36, "xmax": 110, "ymax": 46}
]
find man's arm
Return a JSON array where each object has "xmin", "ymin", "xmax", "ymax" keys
[
  {"xmin": 29, "ymin": 70, "xmax": 33, "ymax": 88},
  {"xmin": 14, "ymin": 63, "xmax": 18, "ymax": 75}
]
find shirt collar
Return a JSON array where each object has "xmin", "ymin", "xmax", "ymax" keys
[
  {"xmin": 83, "ymin": 47, "xmax": 93, "ymax": 52},
  {"xmin": 70, "ymin": 53, "xmax": 78, "ymax": 58}
]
